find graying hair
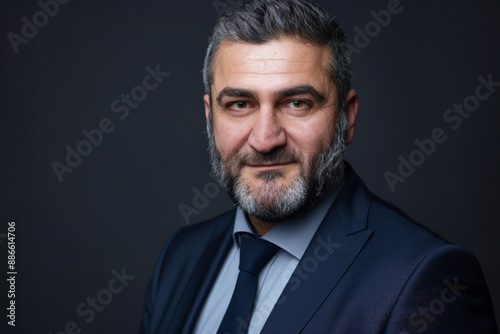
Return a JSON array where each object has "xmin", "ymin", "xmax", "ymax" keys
[{"xmin": 202, "ymin": 0, "xmax": 352, "ymax": 114}]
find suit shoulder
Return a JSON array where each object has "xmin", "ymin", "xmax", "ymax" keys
[
  {"xmin": 348, "ymin": 182, "xmax": 488, "ymax": 290},
  {"xmin": 176, "ymin": 209, "xmax": 236, "ymax": 238},
  {"xmin": 367, "ymin": 195, "xmax": 450, "ymax": 248},
  {"xmin": 150, "ymin": 209, "xmax": 236, "ymax": 287},
  {"xmin": 360, "ymin": 194, "xmax": 472, "ymax": 273},
  {"xmin": 162, "ymin": 209, "xmax": 236, "ymax": 254}
]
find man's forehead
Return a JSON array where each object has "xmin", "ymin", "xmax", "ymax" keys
[{"xmin": 212, "ymin": 38, "xmax": 333, "ymax": 91}]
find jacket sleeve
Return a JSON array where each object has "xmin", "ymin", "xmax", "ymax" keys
[{"xmin": 385, "ymin": 244, "xmax": 498, "ymax": 333}]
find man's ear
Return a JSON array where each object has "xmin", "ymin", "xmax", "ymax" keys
[
  {"xmin": 203, "ymin": 94, "xmax": 211, "ymax": 120},
  {"xmin": 344, "ymin": 89, "xmax": 358, "ymax": 145}
]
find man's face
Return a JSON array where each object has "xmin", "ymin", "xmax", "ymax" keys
[{"xmin": 204, "ymin": 38, "xmax": 354, "ymax": 223}]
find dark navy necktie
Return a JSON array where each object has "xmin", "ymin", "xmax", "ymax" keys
[{"xmin": 217, "ymin": 233, "xmax": 280, "ymax": 334}]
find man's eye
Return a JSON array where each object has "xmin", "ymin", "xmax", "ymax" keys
[
  {"xmin": 289, "ymin": 100, "xmax": 308, "ymax": 108},
  {"xmin": 230, "ymin": 101, "xmax": 248, "ymax": 109}
]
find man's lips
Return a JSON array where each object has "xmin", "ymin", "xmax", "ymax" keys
[{"xmin": 245, "ymin": 162, "xmax": 294, "ymax": 171}]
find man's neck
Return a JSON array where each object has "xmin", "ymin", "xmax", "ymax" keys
[{"xmin": 247, "ymin": 214, "xmax": 277, "ymax": 236}]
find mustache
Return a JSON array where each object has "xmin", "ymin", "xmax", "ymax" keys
[{"xmin": 232, "ymin": 147, "xmax": 302, "ymax": 166}]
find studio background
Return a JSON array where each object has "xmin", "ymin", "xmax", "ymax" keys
[{"xmin": 1, "ymin": 0, "xmax": 499, "ymax": 333}]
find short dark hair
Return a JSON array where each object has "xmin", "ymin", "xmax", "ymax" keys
[{"xmin": 202, "ymin": 0, "xmax": 352, "ymax": 114}]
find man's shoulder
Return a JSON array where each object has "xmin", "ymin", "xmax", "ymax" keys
[
  {"xmin": 368, "ymin": 195, "xmax": 449, "ymax": 246},
  {"xmin": 166, "ymin": 209, "xmax": 236, "ymax": 250},
  {"xmin": 340, "ymin": 165, "xmax": 468, "ymax": 268},
  {"xmin": 342, "ymin": 164, "xmax": 450, "ymax": 249},
  {"xmin": 184, "ymin": 208, "xmax": 236, "ymax": 231},
  {"xmin": 151, "ymin": 209, "xmax": 236, "ymax": 281},
  {"xmin": 355, "ymin": 183, "xmax": 485, "ymax": 283}
]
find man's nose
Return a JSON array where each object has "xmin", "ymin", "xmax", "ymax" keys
[{"xmin": 247, "ymin": 107, "xmax": 286, "ymax": 153}]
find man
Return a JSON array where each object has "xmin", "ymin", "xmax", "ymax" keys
[{"xmin": 139, "ymin": 0, "xmax": 498, "ymax": 333}]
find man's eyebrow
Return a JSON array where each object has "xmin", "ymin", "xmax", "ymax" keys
[
  {"xmin": 214, "ymin": 85, "xmax": 327, "ymax": 105},
  {"xmin": 275, "ymin": 85, "xmax": 326, "ymax": 102},
  {"xmin": 216, "ymin": 88, "xmax": 256, "ymax": 105}
]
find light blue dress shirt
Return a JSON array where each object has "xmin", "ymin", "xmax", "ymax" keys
[{"xmin": 194, "ymin": 171, "xmax": 345, "ymax": 334}]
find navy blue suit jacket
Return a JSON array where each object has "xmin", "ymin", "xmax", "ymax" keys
[{"xmin": 139, "ymin": 166, "xmax": 498, "ymax": 333}]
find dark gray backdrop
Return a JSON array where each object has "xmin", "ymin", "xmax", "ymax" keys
[{"xmin": 1, "ymin": 0, "xmax": 499, "ymax": 333}]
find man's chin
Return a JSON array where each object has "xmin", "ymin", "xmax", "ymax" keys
[
  {"xmin": 240, "ymin": 170, "xmax": 300, "ymax": 190},
  {"xmin": 233, "ymin": 176, "xmax": 310, "ymax": 223},
  {"xmin": 255, "ymin": 170, "xmax": 285, "ymax": 181},
  {"xmin": 240, "ymin": 197, "xmax": 309, "ymax": 223}
]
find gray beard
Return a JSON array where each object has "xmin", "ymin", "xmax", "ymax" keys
[{"xmin": 206, "ymin": 110, "xmax": 347, "ymax": 222}]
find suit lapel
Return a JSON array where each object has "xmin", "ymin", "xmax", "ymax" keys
[
  {"xmin": 262, "ymin": 166, "xmax": 374, "ymax": 333},
  {"xmin": 168, "ymin": 212, "xmax": 235, "ymax": 334}
]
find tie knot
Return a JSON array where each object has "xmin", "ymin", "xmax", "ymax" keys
[{"xmin": 238, "ymin": 233, "xmax": 279, "ymax": 275}]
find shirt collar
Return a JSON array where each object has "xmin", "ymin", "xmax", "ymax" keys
[{"xmin": 233, "ymin": 167, "xmax": 345, "ymax": 260}]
